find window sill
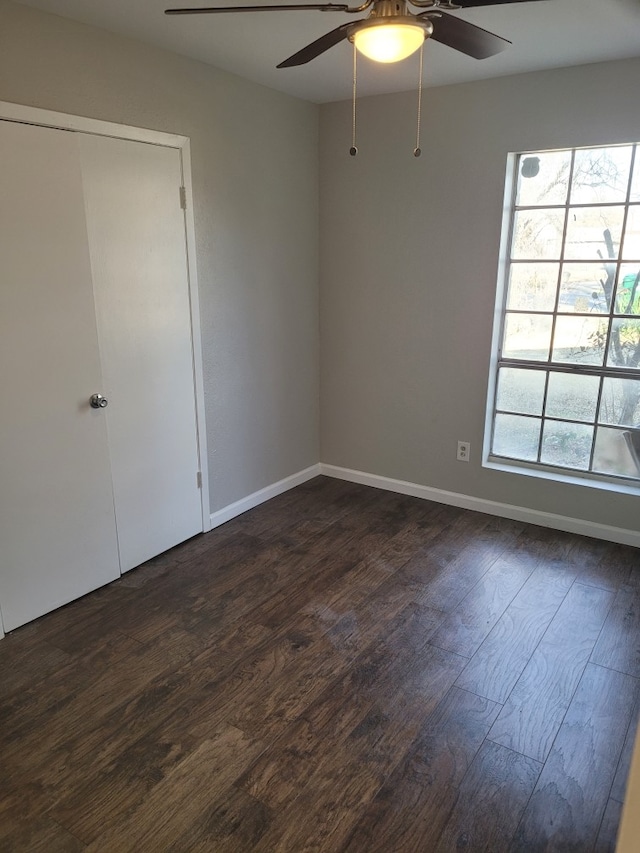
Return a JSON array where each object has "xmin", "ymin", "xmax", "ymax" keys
[{"xmin": 484, "ymin": 455, "xmax": 640, "ymax": 497}]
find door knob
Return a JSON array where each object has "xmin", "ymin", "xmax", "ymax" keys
[{"xmin": 90, "ymin": 394, "xmax": 108, "ymax": 409}]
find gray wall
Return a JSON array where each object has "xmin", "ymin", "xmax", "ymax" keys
[
  {"xmin": 1, "ymin": 0, "xmax": 637, "ymax": 533},
  {"xmin": 320, "ymin": 58, "xmax": 640, "ymax": 532},
  {"xmin": 0, "ymin": 0, "xmax": 320, "ymax": 513}
]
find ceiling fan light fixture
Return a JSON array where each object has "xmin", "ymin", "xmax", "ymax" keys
[{"xmin": 352, "ymin": 23, "xmax": 426, "ymax": 63}]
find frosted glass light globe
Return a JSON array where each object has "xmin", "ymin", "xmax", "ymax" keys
[{"xmin": 353, "ymin": 24, "xmax": 425, "ymax": 63}]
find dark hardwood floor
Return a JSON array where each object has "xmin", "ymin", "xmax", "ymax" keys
[{"xmin": 0, "ymin": 476, "xmax": 638, "ymax": 852}]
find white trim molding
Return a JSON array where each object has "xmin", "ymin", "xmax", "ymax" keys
[
  {"xmin": 0, "ymin": 101, "xmax": 188, "ymax": 147},
  {"xmin": 209, "ymin": 464, "xmax": 321, "ymax": 529},
  {"xmin": 319, "ymin": 464, "xmax": 640, "ymax": 548}
]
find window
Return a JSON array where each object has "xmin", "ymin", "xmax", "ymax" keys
[{"xmin": 488, "ymin": 144, "xmax": 640, "ymax": 484}]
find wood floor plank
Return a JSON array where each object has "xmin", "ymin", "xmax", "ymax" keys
[
  {"xmin": 341, "ymin": 687, "xmax": 501, "ymax": 852},
  {"xmin": 1, "ymin": 619, "xmax": 262, "ymax": 802},
  {"xmin": 455, "ymin": 561, "xmax": 576, "ymax": 703},
  {"xmin": 572, "ymin": 536, "xmax": 637, "ymax": 592},
  {"xmin": 487, "ymin": 581, "xmax": 615, "ymax": 762},
  {"xmin": 0, "ymin": 634, "xmax": 71, "ymax": 703},
  {"xmin": 594, "ymin": 798, "xmax": 624, "ymax": 853},
  {"xmin": 251, "ymin": 744, "xmax": 385, "ymax": 853},
  {"xmin": 48, "ymin": 726, "xmax": 201, "ymax": 844},
  {"xmin": 428, "ymin": 553, "xmax": 536, "ymax": 658},
  {"xmin": 0, "ymin": 479, "xmax": 637, "ymax": 852},
  {"xmin": 511, "ymin": 663, "xmax": 638, "ymax": 852},
  {"xmin": 114, "ymin": 535, "xmax": 308, "ymax": 645},
  {"xmin": 176, "ymin": 787, "xmax": 272, "ymax": 853},
  {"xmin": 249, "ymin": 650, "xmax": 465, "ymax": 853},
  {"xmin": 83, "ymin": 726, "xmax": 265, "ymax": 853},
  {"xmin": 403, "ymin": 520, "xmax": 524, "ymax": 616},
  {"xmin": 234, "ymin": 601, "xmax": 448, "ymax": 807},
  {"xmin": 231, "ymin": 475, "xmax": 377, "ymax": 541},
  {"xmin": 591, "ymin": 588, "xmax": 640, "ymax": 677},
  {"xmin": 0, "ymin": 815, "xmax": 85, "ymax": 853},
  {"xmin": 20, "ymin": 579, "xmax": 139, "ymax": 653},
  {"xmin": 1, "ymin": 634, "xmax": 144, "ymax": 765},
  {"xmin": 190, "ymin": 584, "xmax": 441, "ymax": 742},
  {"xmin": 433, "ymin": 740, "xmax": 541, "ymax": 853},
  {"xmin": 294, "ymin": 506, "xmax": 453, "ymax": 628},
  {"xmin": 250, "ymin": 495, "xmax": 448, "ymax": 632},
  {"xmin": 610, "ymin": 686, "xmax": 640, "ymax": 803}
]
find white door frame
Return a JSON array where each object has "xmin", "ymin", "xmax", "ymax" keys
[{"xmin": 0, "ymin": 102, "xmax": 211, "ymax": 638}]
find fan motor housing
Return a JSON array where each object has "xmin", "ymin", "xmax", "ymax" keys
[{"xmin": 370, "ymin": 0, "xmax": 408, "ymax": 16}]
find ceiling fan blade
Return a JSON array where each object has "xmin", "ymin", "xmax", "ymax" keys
[
  {"xmin": 277, "ymin": 22, "xmax": 352, "ymax": 67},
  {"xmin": 165, "ymin": 3, "xmax": 349, "ymax": 13},
  {"xmin": 458, "ymin": 0, "xmax": 547, "ymax": 6},
  {"xmin": 423, "ymin": 10, "xmax": 510, "ymax": 59}
]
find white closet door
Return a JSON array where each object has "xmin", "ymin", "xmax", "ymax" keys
[
  {"xmin": 78, "ymin": 135, "xmax": 203, "ymax": 573},
  {"xmin": 0, "ymin": 121, "xmax": 120, "ymax": 632}
]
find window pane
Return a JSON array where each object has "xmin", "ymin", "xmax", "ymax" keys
[
  {"xmin": 540, "ymin": 420, "xmax": 593, "ymax": 469},
  {"xmin": 606, "ymin": 318, "xmax": 640, "ymax": 369},
  {"xmin": 545, "ymin": 372, "xmax": 599, "ymax": 422},
  {"xmin": 564, "ymin": 207, "xmax": 625, "ymax": 261},
  {"xmin": 599, "ymin": 376, "xmax": 640, "ymax": 427},
  {"xmin": 516, "ymin": 151, "xmax": 571, "ymax": 207},
  {"xmin": 592, "ymin": 426, "xmax": 640, "ymax": 479},
  {"xmin": 558, "ymin": 262, "xmax": 611, "ymax": 314},
  {"xmin": 506, "ymin": 263, "xmax": 559, "ymax": 311},
  {"xmin": 631, "ymin": 152, "xmax": 640, "ymax": 202},
  {"xmin": 622, "ymin": 206, "xmax": 640, "ymax": 259},
  {"xmin": 551, "ymin": 316, "xmax": 607, "ymax": 365},
  {"xmin": 491, "ymin": 144, "xmax": 640, "ymax": 485},
  {"xmin": 614, "ymin": 265, "xmax": 640, "ymax": 315},
  {"xmin": 492, "ymin": 413, "xmax": 541, "ymax": 461},
  {"xmin": 571, "ymin": 146, "xmax": 633, "ymax": 205},
  {"xmin": 496, "ymin": 367, "xmax": 546, "ymax": 415},
  {"xmin": 512, "ymin": 210, "xmax": 564, "ymax": 260},
  {"xmin": 503, "ymin": 313, "xmax": 552, "ymax": 361}
]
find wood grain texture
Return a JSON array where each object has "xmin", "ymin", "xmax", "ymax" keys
[
  {"xmin": 611, "ymin": 687, "xmax": 640, "ymax": 803},
  {"xmin": 235, "ymin": 602, "xmax": 448, "ymax": 811},
  {"xmin": 0, "ymin": 815, "xmax": 85, "ymax": 853},
  {"xmin": 48, "ymin": 727, "xmax": 201, "ymax": 844},
  {"xmin": 571, "ymin": 537, "xmax": 637, "ymax": 592},
  {"xmin": 455, "ymin": 561, "xmax": 576, "ymax": 703},
  {"xmin": 434, "ymin": 740, "xmax": 541, "ymax": 853},
  {"xmin": 0, "ymin": 477, "xmax": 637, "ymax": 852},
  {"xmin": 428, "ymin": 553, "xmax": 536, "ymax": 658},
  {"xmin": 511, "ymin": 663, "xmax": 638, "ymax": 852},
  {"xmin": 341, "ymin": 687, "xmax": 501, "ymax": 852},
  {"xmin": 591, "ymin": 588, "xmax": 640, "ymax": 677},
  {"xmin": 594, "ymin": 798, "xmax": 624, "ymax": 853},
  {"xmin": 84, "ymin": 726, "xmax": 265, "ymax": 852},
  {"xmin": 487, "ymin": 581, "xmax": 615, "ymax": 762},
  {"xmin": 401, "ymin": 517, "xmax": 524, "ymax": 615}
]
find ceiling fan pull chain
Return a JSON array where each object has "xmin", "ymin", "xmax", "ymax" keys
[
  {"xmin": 350, "ymin": 41, "xmax": 358, "ymax": 156},
  {"xmin": 414, "ymin": 41, "xmax": 424, "ymax": 157}
]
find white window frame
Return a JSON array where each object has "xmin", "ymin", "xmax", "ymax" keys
[{"xmin": 484, "ymin": 143, "xmax": 640, "ymax": 494}]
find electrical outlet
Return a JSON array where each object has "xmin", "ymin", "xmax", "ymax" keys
[{"xmin": 457, "ymin": 440, "xmax": 470, "ymax": 462}]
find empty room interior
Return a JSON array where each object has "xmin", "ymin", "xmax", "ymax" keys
[{"xmin": 0, "ymin": 0, "xmax": 639, "ymax": 850}]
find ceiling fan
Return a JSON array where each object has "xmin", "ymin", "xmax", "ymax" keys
[{"xmin": 165, "ymin": 0, "xmax": 547, "ymax": 68}]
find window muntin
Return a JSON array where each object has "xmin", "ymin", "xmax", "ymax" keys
[{"xmin": 489, "ymin": 144, "xmax": 640, "ymax": 483}]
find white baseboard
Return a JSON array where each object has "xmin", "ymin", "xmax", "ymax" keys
[
  {"xmin": 319, "ymin": 464, "xmax": 640, "ymax": 549},
  {"xmin": 207, "ymin": 460, "xmax": 639, "ymax": 548},
  {"xmin": 209, "ymin": 464, "xmax": 322, "ymax": 530}
]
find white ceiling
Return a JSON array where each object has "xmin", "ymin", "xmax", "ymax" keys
[{"xmin": 14, "ymin": 0, "xmax": 640, "ymax": 102}]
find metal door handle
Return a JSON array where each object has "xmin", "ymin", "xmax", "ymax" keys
[{"xmin": 90, "ymin": 394, "xmax": 108, "ymax": 409}]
